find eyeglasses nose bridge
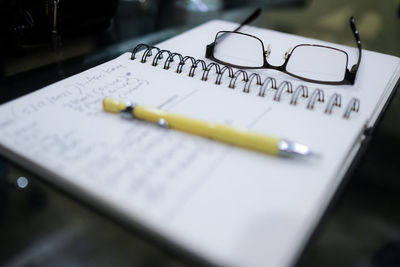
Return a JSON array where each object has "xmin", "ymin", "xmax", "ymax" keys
[
  {"xmin": 264, "ymin": 44, "xmax": 271, "ymax": 58},
  {"xmin": 284, "ymin": 47, "xmax": 293, "ymax": 60}
]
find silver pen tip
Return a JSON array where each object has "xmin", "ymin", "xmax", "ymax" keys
[{"xmin": 278, "ymin": 140, "xmax": 320, "ymax": 158}]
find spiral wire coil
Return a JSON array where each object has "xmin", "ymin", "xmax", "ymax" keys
[{"xmin": 131, "ymin": 44, "xmax": 360, "ymax": 118}]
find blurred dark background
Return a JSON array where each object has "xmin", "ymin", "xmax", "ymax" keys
[{"xmin": 0, "ymin": 0, "xmax": 400, "ymax": 266}]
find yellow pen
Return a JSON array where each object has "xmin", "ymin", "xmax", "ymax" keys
[{"xmin": 102, "ymin": 97, "xmax": 315, "ymax": 157}]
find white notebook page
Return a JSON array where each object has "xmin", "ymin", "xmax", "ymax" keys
[{"xmin": 0, "ymin": 20, "xmax": 399, "ymax": 267}]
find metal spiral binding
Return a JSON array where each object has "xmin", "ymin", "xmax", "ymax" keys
[
  {"xmin": 142, "ymin": 47, "xmax": 160, "ymax": 63},
  {"xmin": 216, "ymin": 66, "xmax": 234, "ymax": 85},
  {"xmin": 343, "ymin": 98, "xmax": 360, "ymax": 118},
  {"xmin": 189, "ymin": 60, "xmax": 206, "ymax": 77},
  {"xmin": 290, "ymin": 85, "xmax": 309, "ymax": 105},
  {"xmin": 130, "ymin": 44, "xmax": 355, "ymax": 117},
  {"xmin": 177, "ymin": 56, "xmax": 195, "ymax": 73},
  {"xmin": 243, "ymin": 73, "xmax": 262, "ymax": 93},
  {"xmin": 131, "ymin": 43, "xmax": 152, "ymax": 60},
  {"xmin": 258, "ymin": 77, "xmax": 277, "ymax": 97},
  {"xmin": 307, "ymin": 89, "xmax": 325, "ymax": 109},
  {"xmin": 274, "ymin": 81, "xmax": 293, "ymax": 101},
  {"xmin": 325, "ymin": 93, "xmax": 342, "ymax": 114},
  {"xmin": 202, "ymin": 63, "xmax": 221, "ymax": 81},
  {"xmin": 164, "ymin": 53, "xmax": 183, "ymax": 70},
  {"xmin": 229, "ymin": 70, "xmax": 249, "ymax": 89},
  {"xmin": 152, "ymin": 50, "xmax": 171, "ymax": 66}
]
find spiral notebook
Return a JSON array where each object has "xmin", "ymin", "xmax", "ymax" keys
[{"xmin": 0, "ymin": 20, "xmax": 399, "ymax": 267}]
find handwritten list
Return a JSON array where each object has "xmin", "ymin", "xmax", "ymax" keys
[
  {"xmin": 0, "ymin": 54, "xmax": 229, "ymax": 219},
  {"xmin": 0, "ymin": 52, "xmax": 287, "ymax": 221}
]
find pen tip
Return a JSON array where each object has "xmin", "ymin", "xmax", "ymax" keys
[
  {"xmin": 304, "ymin": 150, "xmax": 322, "ymax": 158},
  {"xmin": 278, "ymin": 140, "xmax": 320, "ymax": 158}
]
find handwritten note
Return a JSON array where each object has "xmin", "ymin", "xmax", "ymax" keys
[{"xmin": 0, "ymin": 54, "xmax": 233, "ymax": 219}]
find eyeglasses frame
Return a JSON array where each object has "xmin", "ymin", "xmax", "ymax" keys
[{"xmin": 205, "ymin": 9, "xmax": 362, "ymax": 85}]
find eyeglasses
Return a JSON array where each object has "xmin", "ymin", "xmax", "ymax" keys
[{"xmin": 205, "ymin": 9, "xmax": 362, "ymax": 85}]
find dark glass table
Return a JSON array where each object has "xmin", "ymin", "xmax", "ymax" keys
[{"xmin": 1, "ymin": 0, "xmax": 399, "ymax": 266}]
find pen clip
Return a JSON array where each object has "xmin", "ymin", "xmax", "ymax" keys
[{"xmin": 119, "ymin": 104, "xmax": 135, "ymax": 119}]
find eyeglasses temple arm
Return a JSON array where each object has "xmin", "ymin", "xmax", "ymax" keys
[
  {"xmin": 232, "ymin": 8, "xmax": 261, "ymax": 33},
  {"xmin": 349, "ymin": 16, "xmax": 362, "ymax": 73},
  {"xmin": 206, "ymin": 8, "xmax": 261, "ymax": 58}
]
